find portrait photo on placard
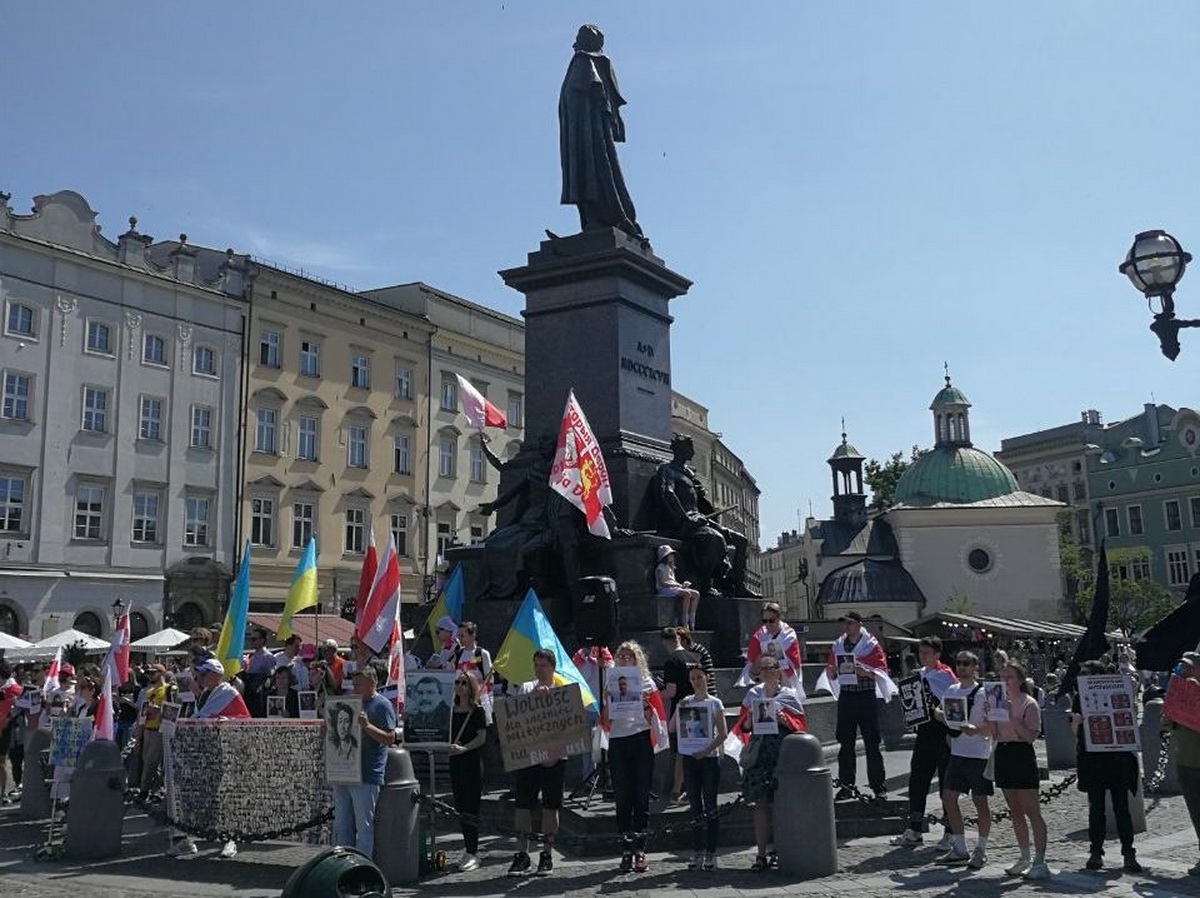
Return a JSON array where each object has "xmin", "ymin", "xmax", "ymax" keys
[
  {"xmin": 266, "ymin": 695, "xmax": 286, "ymax": 719},
  {"xmin": 752, "ymin": 698, "xmax": 779, "ymax": 735},
  {"xmin": 404, "ymin": 670, "xmax": 455, "ymax": 743},
  {"xmin": 677, "ymin": 701, "xmax": 713, "ymax": 756},
  {"xmin": 325, "ymin": 696, "xmax": 363, "ymax": 784},
  {"xmin": 607, "ymin": 666, "xmax": 644, "ymax": 720},
  {"xmin": 298, "ymin": 690, "xmax": 318, "ymax": 720},
  {"xmin": 943, "ymin": 695, "xmax": 968, "ymax": 727}
]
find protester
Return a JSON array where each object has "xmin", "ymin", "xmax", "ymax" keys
[
  {"xmin": 448, "ymin": 671, "xmax": 488, "ymax": 872},
  {"xmin": 655, "ymin": 545, "xmax": 700, "ymax": 628},
  {"xmin": 1169, "ymin": 652, "xmax": 1200, "ymax": 876},
  {"xmin": 509, "ymin": 649, "xmax": 565, "ymax": 877},
  {"xmin": 269, "ymin": 666, "xmax": 301, "ymax": 718},
  {"xmin": 427, "ymin": 617, "xmax": 460, "ymax": 670},
  {"xmin": 892, "ymin": 636, "xmax": 956, "ymax": 848},
  {"xmin": 572, "ymin": 642, "xmax": 614, "ymax": 781},
  {"xmin": 676, "ymin": 627, "xmax": 715, "ymax": 691},
  {"xmin": 331, "ymin": 664, "xmax": 397, "ymax": 858},
  {"xmin": 986, "ymin": 662, "xmax": 1049, "ymax": 879},
  {"xmin": 604, "ymin": 641, "xmax": 662, "ymax": 873},
  {"xmin": 660, "ymin": 627, "xmax": 699, "ymax": 801},
  {"xmin": 273, "ymin": 634, "xmax": 310, "ymax": 689},
  {"xmin": 135, "ymin": 664, "xmax": 173, "ymax": 798},
  {"xmin": 672, "ymin": 665, "xmax": 727, "ymax": 870},
  {"xmin": 1073, "ymin": 658, "xmax": 1142, "ymax": 872},
  {"xmin": 933, "ymin": 651, "xmax": 993, "ymax": 868},
  {"xmin": 454, "ymin": 622, "xmax": 494, "ymax": 719},
  {"xmin": 320, "ymin": 639, "xmax": 345, "ymax": 689},
  {"xmin": 739, "ymin": 655, "xmax": 805, "ymax": 871},
  {"xmin": 737, "ymin": 602, "xmax": 804, "ymax": 694},
  {"xmin": 0, "ymin": 664, "xmax": 21, "ymax": 805}
]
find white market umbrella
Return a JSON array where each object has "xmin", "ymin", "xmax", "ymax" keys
[
  {"xmin": 129, "ymin": 627, "xmax": 191, "ymax": 652},
  {"xmin": 0, "ymin": 632, "xmax": 32, "ymax": 650},
  {"xmin": 34, "ymin": 629, "xmax": 110, "ymax": 651}
]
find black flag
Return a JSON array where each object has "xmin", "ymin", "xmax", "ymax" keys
[
  {"xmin": 1060, "ymin": 542, "xmax": 1111, "ymax": 696},
  {"xmin": 1133, "ymin": 571, "xmax": 1200, "ymax": 671}
]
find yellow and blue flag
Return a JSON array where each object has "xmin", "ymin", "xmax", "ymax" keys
[
  {"xmin": 278, "ymin": 537, "xmax": 318, "ymax": 640},
  {"xmin": 424, "ymin": 564, "xmax": 465, "ymax": 644},
  {"xmin": 215, "ymin": 541, "xmax": 251, "ymax": 677},
  {"xmin": 494, "ymin": 588, "xmax": 597, "ymax": 709}
]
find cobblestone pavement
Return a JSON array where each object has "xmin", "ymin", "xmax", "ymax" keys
[{"xmin": 3, "ymin": 787, "xmax": 1200, "ymax": 897}]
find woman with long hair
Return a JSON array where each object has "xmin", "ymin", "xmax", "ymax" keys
[{"xmin": 448, "ymin": 671, "xmax": 488, "ymax": 871}]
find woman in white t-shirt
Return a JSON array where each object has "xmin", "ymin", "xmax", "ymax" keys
[
  {"xmin": 671, "ymin": 666, "xmax": 728, "ymax": 870},
  {"xmin": 603, "ymin": 641, "xmax": 659, "ymax": 874}
]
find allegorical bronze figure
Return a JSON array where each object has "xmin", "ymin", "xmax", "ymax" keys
[{"xmin": 559, "ymin": 24, "xmax": 644, "ymax": 239}]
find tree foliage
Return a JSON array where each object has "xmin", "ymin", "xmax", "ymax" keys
[
  {"xmin": 864, "ymin": 446, "xmax": 922, "ymax": 510},
  {"xmin": 944, "ymin": 589, "xmax": 974, "ymax": 615}
]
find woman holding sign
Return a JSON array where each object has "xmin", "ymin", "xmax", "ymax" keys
[
  {"xmin": 671, "ymin": 666, "xmax": 727, "ymax": 870},
  {"xmin": 448, "ymin": 672, "xmax": 488, "ymax": 872},
  {"xmin": 736, "ymin": 655, "xmax": 806, "ymax": 871}
]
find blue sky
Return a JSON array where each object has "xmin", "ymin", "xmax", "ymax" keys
[{"xmin": 6, "ymin": 2, "xmax": 1200, "ymax": 545}]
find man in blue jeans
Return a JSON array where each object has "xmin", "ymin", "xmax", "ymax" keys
[{"xmin": 333, "ymin": 664, "xmax": 397, "ymax": 857}]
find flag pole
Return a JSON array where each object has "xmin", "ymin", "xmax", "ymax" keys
[{"xmin": 315, "ymin": 568, "xmax": 321, "ymax": 648}]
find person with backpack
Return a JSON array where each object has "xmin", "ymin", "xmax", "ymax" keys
[{"xmin": 933, "ymin": 650, "xmax": 993, "ymax": 869}]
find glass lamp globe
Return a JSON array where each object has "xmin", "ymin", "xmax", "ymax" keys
[{"xmin": 1120, "ymin": 230, "xmax": 1191, "ymax": 296}]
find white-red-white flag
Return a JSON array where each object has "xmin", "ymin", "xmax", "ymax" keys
[
  {"xmin": 455, "ymin": 374, "xmax": 507, "ymax": 429},
  {"xmin": 358, "ymin": 533, "xmax": 402, "ymax": 654},
  {"xmin": 550, "ymin": 390, "xmax": 613, "ymax": 539},
  {"xmin": 386, "ymin": 611, "xmax": 406, "ymax": 713},
  {"xmin": 354, "ymin": 530, "xmax": 379, "ymax": 628},
  {"xmin": 106, "ymin": 610, "xmax": 131, "ymax": 685},
  {"xmin": 93, "ymin": 661, "xmax": 114, "ymax": 741},
  {"xmin": 41, "ymin": 646, "xmax": 62, "ymax": 706}
]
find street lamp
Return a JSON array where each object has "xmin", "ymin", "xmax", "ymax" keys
[
  {"xmin": 1119, "ymin": 229, "xmax": 1194, "ymax": 360},
  {"xmin": 112, "ymin": 597, "xmax": 125, "ymax": 627}
]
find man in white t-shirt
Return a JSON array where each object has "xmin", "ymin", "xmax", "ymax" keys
[{"xmin": 934, "ymin": 650, "xmax": 993, "ymax": 869}]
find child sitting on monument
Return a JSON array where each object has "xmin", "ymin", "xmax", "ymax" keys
[{"xmin": 655, "ymin": 545, "xmax": 700, "ymax": 628}]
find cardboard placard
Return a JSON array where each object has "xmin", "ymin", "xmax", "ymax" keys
[
  {"xmin": 1079, "ymin": 674, "xmax": 1140, "ymax": 752},
  {"xmin": 160, "ymin": 702, "xmax": 182, "ymax": 737},
  {"xmin": 836, "ymin": 653, "xmax": 858, "ymax": 686},
  {"xmin": 752, "ymin": 698, "xmax": 779, "ymax": 735},
  {"xmin": 1165, "ymin": 674, "xmax": 1200, "ymax": 734},
  {"xmin": 297, "ymin": 691, "xmax": 318, "ymax": 720},
  {"xmin": 983, "ymin": 681, "xmax": 1009, "ymax": 722},
  {"xmin": 677, "ymin": 700, "xmax": 714, "ymax": 756},
  {"xmin": 404, "ymin": 671, "xmax": 455, "ymax": 743},
  {"xmin": 898, "ymin": 674, "xmax": 930, "ymax": 728},
  {"xmin": 324, "ymin": 696, "xmax": 363, "ymax": 784},
  {"xmin": 494, "ymin": 683, "xmax": 588, "ymax": 772},
  {"xmin": 607, "ymin": 667, "xmax": 644, "ymax": 720}
]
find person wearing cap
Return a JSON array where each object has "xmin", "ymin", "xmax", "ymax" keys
[
  {"xmin": 655, "ymin": 545, "xmax": 700, "ymax": 629},
  {"xmin": 426, "ymin": 617, "xmax": 459, "ymax": 670},
  {"xmin": 134, "ymin": 664, "xmax": 175, "ymax": 799},
  {"xmin": 320, "ymin": 639, "xmax": 345, "ymax": 689},
  {"xmin": 332, "ymin": 663, "xmax": 397, "ymax": 857}
]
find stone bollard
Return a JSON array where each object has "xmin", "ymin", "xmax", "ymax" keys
[
  {"xmin": 372, "ymin": 747, "xmax": 422, "ymax": 886},
  {"xmin": 19, "ymin": 727, "xmax": 52, "ymax": 820},
  {"xmin": 65, "ymin": 740, "xmax": 125, "ymax": 859},
  {"xmin": 1104, "ymin": 782, "xmax": 1147, "ymax": 836},
  {"xmin": 772, "ymin": 733, "xmax": 837, "ymax": 878},
  {"xmin": 879, "ymin": 696, "xmax": 906, "ymax": 750},
  {"xmin": 1140, "ymin": 699, "xmax": 1180, "ymax": 795},
  {"xmin": 1043, "ymin": 698, "xmax": 1076, "ymax": 771}
]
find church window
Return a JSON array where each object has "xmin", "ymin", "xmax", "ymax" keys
[{"xmin": 967, "ymin": 548, "xmax": 992, "ymax": 573}]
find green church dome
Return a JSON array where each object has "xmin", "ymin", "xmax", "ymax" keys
[
  {"xmin": 828, "ymin": 439, "xmax": 863, "ymax": 462},
  {"xmin": 931, "ymin": 384, "xmax": 971, "ymax": 408},
  {"xmin": 893, "ymin": 446, "xmax": 1019, "ymax": 506}
]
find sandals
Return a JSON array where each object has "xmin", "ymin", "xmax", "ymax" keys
[{"xmin": 751, "ymin": 854, "xmax": 770, "ymax": 872}]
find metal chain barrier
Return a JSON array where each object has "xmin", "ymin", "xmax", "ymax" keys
[
  {"xmin": 128, "ymin": 792, "xmax": 333, "ymax": 844},
  {"xmin": 913, "ymin": 772, "xmax": 1078, "ymax": 827},
  {"xmin": 1146, "ymin": 728, "xmax": 1171, "ymax": 795}
]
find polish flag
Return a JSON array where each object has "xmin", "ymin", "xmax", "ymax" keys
[
  {"xmin": 354, "ymin": 530, "xmax": 379, "ymax": 626},
  {"xmin": 106, "ymin": 610, "xmax": 131, "ymax": 685},
  {"xmin": 456, "ymin": 374, "xmax": 507, "ymax": 429},
  {"xmin": 357, "ymin": 533, "xmax": 402, "ymax": 654},
  {"xmin": 41, "ymin": 647, "xmax": 62, "ymax": 705},
  {"xmin": 93, "ymin": 662, "xmax": 115, "ymax": 741}
]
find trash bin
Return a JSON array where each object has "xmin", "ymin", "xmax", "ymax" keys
[
  {"xmin": 65, "ymin": 740, "xmax": 126, "ymax": 859},
  {"xmin": 281, "ymin": 846, "xmax": 389, "ymax": 898},
  {"xmin": 372, "ymin": 747, "xmax": 422, "ymax": 886}
]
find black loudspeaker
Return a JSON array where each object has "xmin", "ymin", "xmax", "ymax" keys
[{"xmin": 574, "ymin": 576, "xmax": 619, "ymax": 646}]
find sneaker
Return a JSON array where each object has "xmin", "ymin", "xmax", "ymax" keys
[
  {"xmin": 872, "ymin": 788, "xmax": 889, "ymax": 803},
  {"xmin": 935, "ymin": 847, "xmax": 970, "ymax": 865},
  {"xmin": 619, "ymin": 852, "xmax": 633, "ymax": 873},
  {"xmin": 1085, "ymin": 851, "xmax": 1103, "ymax": 871},
  {"xmin": 537, "ymin": 850, "xmax": 554, "ymax": 875},
  {"xmin": 1005, "ymin": 859, "xmax": 1031, "ymax": 876},
  {"xmin": 459, "ymin": 852, "xmax": 480, "ymax": 872},
  {"xmin": 167, "ymin": 838, "xmax": 198, "ymax": 858},
  {"xmin": 891, "ymin": 829, "xmax": 924, "ymax": 847},
  {"xmin": 633, "ymin": 853, "xmax": 648, "ymax": 873},
  {"xmin": 1024, "ymin": 861, "xmax": 1051, "ymax": 880},
  {"xmin": 835, "ymin": 786, "xmax": 856, "ymax": 801},
  {"xmin": 967, "ymin": 847, "xmax": 987, "ymax": 870},
  {"xmin": 935, "ymin": 831, "xmax": 955, "ymax": 851},
  {"xmin": 507, "ymin": 852, "xmax": 531, "ymax": 876},
  {"xmin": 219, "ymin": 841, "xmax": 237, "ymax": 859},
  {"xmin": 687, "ymin": 852, "xmax": 702, "ymax": 869},
  {"xmin": 1122, "ymin": 853, "xmax": 1143, "ymax": 874},
  {"xmin": 702, "ymin": 853, "xmax": 716, "ymax": 871}
]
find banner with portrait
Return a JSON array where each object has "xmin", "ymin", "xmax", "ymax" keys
[
  {"xmin": 494, "ymin": 683, "xmax": 588, "ymax": 772},
  {"xmin": 676, "ymin": 700, "xmax": 714, "ymax": 756},
  {"xmin": 1079, "ymin": 674, "xmax": 1140, "ymax": 753},
  {"xmin": 898, "ymin": 674, "xmax": 931, "ymax": 728},
  {"xmin": 325, "ymin": 696, "xmax": 363, "ymax": 784},
  {"xmin": 403, "ymin": 670, "xmax": 455, "ymax": 744}
]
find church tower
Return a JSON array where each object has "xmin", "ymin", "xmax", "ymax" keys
[
  {"xmin": 828, "ymin": 424, "xmax": 867, "ymax": 527},
  {"xmin": 931, "ymin": 371, "xmax": 972, "ymax": 447}
]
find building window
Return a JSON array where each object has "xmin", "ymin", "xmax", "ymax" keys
[
  {"xmin": 131, "ymin": 491, "xmax": 159, "ymax": 544},
  {"xmin": 441, "ymin": 378, "xmax": 457, "ymax": 412},
  {"xmin": 74, "ymin": 485, "xmax": 105, "ymax": 540},
  {"xmin": 251, "ymin": 497, "xmax": 275, "ymax": 547},
  {"xmin": 507, "ymin": 393, "xmax": 523, "ymax": 429},
  {"xmin": 292, "ymin": 502, "xmax": 315, "ymax": 549},
  {"xmin": 6, "ymin": 303, "xmax": 36, "ymax": 338},
  {"xmin": 1056, "ymin": 484, "xmax": 1069, "ymax": 504},
  {"xmin": 299, "ymin": 340, "xmax": 321, "ymax": 377},
  {"xmin": 255, "ymin": 408, "xmax": 277, "ymax": 453},
  {"xmin": 86, "ymin": 320, "xmax": 113, "ymax": 355},
  {"xmin": 139, "ymin": 396, "xmax": 164, "ymax": 441},
  {"xmin": 470, "ymin": 524, "xmax": 484, "ymax": 543},
  {"xmin": 74, "ymin": 612, "xmax": 102, "ymax": 637},
  {"xmin": 438, "ymin": 436, "xmax": 456, "ymax": 478},
  {"xmin": 297, "ymin": 416, "xmax": 318, "ymax": 461},
  {"xmin": 1191, "ymin": 496, "xmax": 1200, "ymax": 529},
  {"xmin": 347, "ymin": 425, "xmax": 368, "ymax": 468},
  {"xmin": 351, "ymin": 354, "xmax": 370, "ymax": 389},
  {"xmin": 967, "ymin": 548, "xmax": 992, "ymax": 573},
  {"xmin": 193, "ymin": 344, "xmax": 217, "ymax": 376},
  {"xmin": 190, "ymin": 405, "xmax": 213, "ymax": 449},
  {"xmin": 1073, "ymin": 482, "xmax": 1086, "ymax": 502},
  {"xmin": 1168, "ymin": 547, "xmax": 1191, "ymax": 586},
  {"xmin": 1166, "ymin": 499, "xmax": 1183, "ymax": 532},
  {"xmin": 1132, "ymin": 557, "xmax": 1152, "ymax": 580},
  {"xmin": 0, "ymin": 476, "xmax": 25, "ymax": 533},
  {"xmin": 1104, "ymin": 507, "xmax": 1120, "ymax": 539},
  {"xmin": 82, "ymin": 386, "xmax": 108, "ymax": 433},
  {"xmin": 390, "ymin": 513, "xmax": 408, "ymax": 556},
  {"xmin": 436, "ymin": 521, "xmax": 453, "ymax": 558},
  {"xmin": 2, "ymin": 372, "xmax": 30, "ymax": 421},
  {"xmin": 1077, "ymin": 510, "xmax": 1091, "ymax": 546},
  {"xmin": 469, "ymin": 444, "xmax": 486, "ymax": 483},
  {"xmin": 393, "ymin": 433, "xmax": 411, "ymax": 475},
  {"xmin": 259, "ymin": 330, "xmax": 281, "ymax": 368},
  {"xmin": 184, "ymin": 496, "xmax": 210, "ymax": 547},
  {"xmin": 345, "ymin": 508, "xmax": 366, "ymax": 554},
  {"xmin": 1128, "ymin": 505, "xmax": 1144, "ymax": 536},
  {"xmin": 395, "ymin": 365, "xmax": 412, "ymax": 400},
  {"xmin": 143, "ymin": 333, "xmax": 168, "ymax": 366}
]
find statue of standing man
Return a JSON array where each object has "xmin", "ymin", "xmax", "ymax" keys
[{"xmin": 559, "ymin": 25, "xmax": 644, "ymax": 239}]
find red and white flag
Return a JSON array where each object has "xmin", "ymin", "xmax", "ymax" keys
[
  {"xmin": 106, "ymin": 609, "xmax": 131, "ymax": 686},
  {"xmin": 354, "ymin": 530, "xmax": 379, "ymax": 627},
  {"xmin": 358, "ymin": 532, "xmax": 402, "ymax": 654},
  {"xmin": 549, "ymin": 390, "xmax": 613, "ymax": 539},
  {"xmin": 456, "ymin": 374, "xmax": 507, "ymax": 429},
  {"xmin": 816, "ymin": 628, "xmax": 899, "ymax": 701},
  {"xmin": 737, "ymin": 622, "xmax": 806, "ymax": 695},
  {"xmin": 386, "ymin": 615, "xmax": 406, "ymax": 713},
  {"xmin": 93, "ymin": 662, "xmax": 115, "ymax": 741},
  {"xmin": 41, "ymin": 647, "xmax": 62, "ymax": 706}
]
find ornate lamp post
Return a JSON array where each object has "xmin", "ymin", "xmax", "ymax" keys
[
  {"xmin": 1119, "ymin": 230, "xmax": 1194, "ymax": 360},
  {"xmin": 111, "ymin": 596, "xmax": 125, "ymax": 627}
]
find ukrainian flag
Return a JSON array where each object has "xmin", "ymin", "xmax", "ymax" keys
[
  {"xmin": 215, "ymin": 541, "xmax": 251, "ymax": 677},
  {"xmin": 424, "ymin": 564, "xmax": 465, "ymax": 643},
  {"xmin": 494, "ymin": 588, "xmax": 597, "ymax": 709},
  {"xmin": 278, "ymin": 537, "xmax": 318, "ymax": 640}
]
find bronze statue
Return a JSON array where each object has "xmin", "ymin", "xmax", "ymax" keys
[
  {"xmin": 559, "ymin": 24, "xmax": 644, "ymax": 238},
  {"xmin": 655, "ymin": 434, "xmax": 752, "ymax": 596}
]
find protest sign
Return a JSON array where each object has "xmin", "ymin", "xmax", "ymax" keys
[
  {"xmin": 160, "ymin": 701, "xmax": 181, "ymax": 737},
  {"xmin": 983, "ymin": 681, "xmax": 1009, "ymax": 722},
  {"xmin": 836, "ymin": 653, "xmax": 857, "ymax": 686},
  {"xmin": 942, "ymin": 695, "xmax": 968, "ymax": 728},
  {"xmin": 404, "ymin": 670, "xmax": 455, "ymax": 743},
  {"xmin": 49, "ymin": 717, "xmax": 92, "ymax": 766},
  {"xmin": 898, "ymin": 674, "xmax": 931, "ymax": 728},
  {"xmin": 1164, "ymin": 673, "xmax": 1200, "ymax": 733},
  {"xmin": 494, "ymin": 683, "xmax": 588, "ymax": 772},
  {"xmin": 297, "ymin": 691, "xmax": 317, "ymax": 720},
  {"xmin": 677, "ymin": 700, "xmax": 713, "ymax": 756},
  {"xmin": 325, "ymin": 696, "xmax": 363, "ymax": 784},
  {"xmin": 267, "ymin": 695, "xmax": 286, "ymax": 718},
  {"xmin": 1079, "ymin": 674, "xmax": 1140, "ymax": 752},
  {"xmin": 752, "ymin": 699, "xmax": 779, "ymax": 735},
  {"xmin": 607, "ymin": 666, "xmax": 643, "ymax": 720}
]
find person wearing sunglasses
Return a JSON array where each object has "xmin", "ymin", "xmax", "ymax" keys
[
  {"xmin": 933, "ymin": 651, "xmax": 993, "ymax": 869},
  {"xmin": 448, "ymin": 673, "xmax": 488, "ymax": 872},
  {"xmin": 736, "ymin": 603, "xmax": 804, "ymax": 694}
]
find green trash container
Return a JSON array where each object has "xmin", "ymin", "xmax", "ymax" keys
[{"xmin": 281, "ymin": 846, "xmax": 389, "ymax": 897}]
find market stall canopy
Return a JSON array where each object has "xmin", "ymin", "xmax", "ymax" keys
[
  {"xmin": 0, "ymin": 632, "xmax": 33, "ymax": 650},
  {"xmin": 246, "ymin": 614, "xmax": 356, "ymax": 648},
  {"xmin": 129, "ymin": 628, "xmax": 191, "ymax": 652},
  {"xmin": 33, "ymin": 629, "xmax": 111, "ymax": 650},
  {"xmin": 908, "ymin": 612, "xmax": 1124, "ymax": 643}
]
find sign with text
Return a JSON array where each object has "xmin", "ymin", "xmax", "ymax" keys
[
  {"xmin": 898, "ymin": 674, "xmax": 931, "ymax": 728},
  {"xmin": 494, "ymin": 683, "xmax": 588, "ymax": 772},
  {"xmin": 1079, "ymin": 674, "xmax": 1140, "ymax": 753},
  {"xmin": 1164, "ymin": 674, "xmax": 1200, "ymax": 734}
]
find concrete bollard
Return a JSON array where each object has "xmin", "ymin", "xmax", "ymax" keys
[
  {"xmin": 1043, "ymin": 698, "xmax": 1076, "ymax": 771},
  {"xmin": 879, "ymin": 697, "xmax": 906, "ymax": 750},
  {"xmin": 1104, "ymin": 783, "xmax": 1147, "ymax": 836},
  {"xmin": 372, "ymin": 747, "xmax": 422, "ymax": 886},
  {"xmin": 19, "ymin": 728, "xmax": 52, "ymax": 820},
  {"xmin": 772, "ymin": 733, "xmax": 837, "ymax": 879},
  {"xmin": 1140, "ymin": 700, "xmax": 1180, "ymax": 795},
  {"xmin": 66, "ymin": 740, "xmax": 125, "ymax": 859}
]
